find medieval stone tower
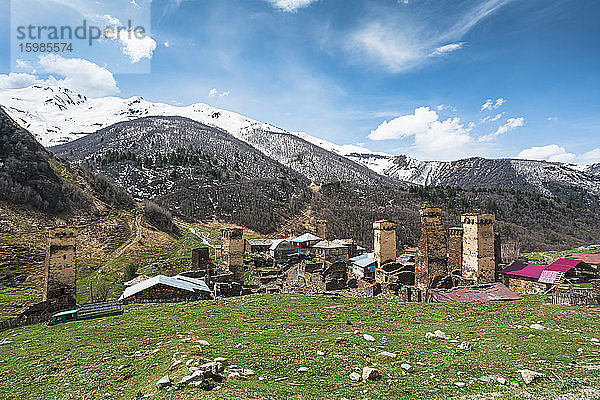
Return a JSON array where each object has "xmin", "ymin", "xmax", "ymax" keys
[
  {"xmin": 415, "ymin": 207, "xmax": 447, "ymax": 292},
  {"xmin": 448, "ymin": 227, "xmax": 464, "ymax": 275},
  {"xmin": 315, "ymin": 219, "xmax": 328, "ymax": 240},
  {"xmin": 221, "ymin": 228, "xmax": 244, "ymax": 283},
  {"xmin": 43, "ymin": 227, "xmax": 77, "ymax": 306},
  {"xmin": 373, "ymin": 220, "xmax": 397, "ymax": 267},
  {"xmin": 461, "ymin": 213, "xmax": 495, "ymax": 283}
]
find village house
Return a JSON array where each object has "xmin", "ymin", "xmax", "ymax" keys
[
  {"xmin": 290, "ymin": 233, "xmax": 322, "ymax": 256},
  {"xmin": 269, "ymin": 239, "xmax": 296, "ymax": 264},
  {"xmin": 245, "ymin": 238, "xmax": 273, "ymax": 254},
  {"xmin": 349, "ymin": 252, "xmax": 376, "ymax": 280},
  {"xmin": 119, "ymin": 275, "xmax": 212, "ymax": 304},
  {"xmin": 500, "ymin": 258, "xmax": 595, "ymax": 294},
  {"xmin": 312, "ymin": 240, "xmax": 350, "ymax": 264}
]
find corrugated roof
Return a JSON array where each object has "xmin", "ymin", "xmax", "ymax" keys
[
  {"xmin": 547, "ymin": 258, "xmax": 586, "ymax": 272},
  {"xmin": 500, "ymin": 262, "xmax": 546, "ymax": 279},
  {"xmin": 429, "ymin": 282, "xmax": 523, "ymax": 302},
  {"xmin": 291, "ymin": 233, "xmax": 322, "ymax": 243},
  {"xmin": 269, "ymin": 239, "xmax": 292, "ymax": 250},
  {"xmin": 571, "ymin": 253, "xmax": 600, "ymax": 265},
  {"xmin": 119, "ymin": 275, "xmax": 211, "ymax": 301}
]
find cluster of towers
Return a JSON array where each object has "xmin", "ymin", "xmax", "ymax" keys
[{"xmin": 372, "ymin": 207, "xmax": 496, "ymax": 293}]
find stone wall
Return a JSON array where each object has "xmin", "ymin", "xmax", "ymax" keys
[
  {"xmin": 373, "ymin": 220, "xmax": 397, "ymax": 267},
  {"xmin": 415, "ymin": 207, "xmax": 447, "ymax": 292},
  {"xmin": 43, "ymin": 227, "xmax": 77, "ymax": 307},
  {"xmin": 221, "ymin": 228, "xmax": 244, "ymax": 283},
  {"xmin": 448, "ymin": 227, "xmax": 463, "ymax": 275},
  {"xmin": 462, "ymin": 213, "xmax": 495, "ymax": 284},
  {"xmin": 503, "ymin": 275, "xmax": 549, "ymax": 295}
]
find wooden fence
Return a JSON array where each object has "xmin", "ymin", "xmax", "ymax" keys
[
  {"xmin": 0, "ymin": 312, "xmax": 50, "ymax": 332},
  {"xmin": 551, "ymin": 287, "xmax": 598, "ymax": 306}
]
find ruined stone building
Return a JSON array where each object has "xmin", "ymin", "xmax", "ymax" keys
[
  {"xmin": 43, "ymin": 227, "xmax": 77, "ymax": 307},
  {"xmin": 448, "ymin": 227, "xmax": 463, "ymax": 275},
  {"xmin": 312, "ymin": 240, "xmax": 349, "ymax": 264},
  {"xmin": 415, "ymin": 207, "xmax": 447, "ymax": 292},
  {"xmin": 373, "ymin": 220, "xmax": 397, "ymax": 267},
  {"xmin": 315, "ymin": 219, "xmax": 328, "ymax": 240},
  {"xmin": 188, "ymin": 247, "xmax": 215, "ymax": 277},
  {"xmin": 461, "ymin": 213, "xmax": 495, "ymax": 284},
  {"xmin": 221, "ymin": 228, "xmax": 244, "ymax": 283}
]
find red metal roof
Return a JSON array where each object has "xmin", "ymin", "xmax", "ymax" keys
[
  {"xmin": 429, "ymin": 282, "xmax": 523, "ymax": 303},
  {"xmin": 571, "ymin": 253, "xmax": 600, "ymax": 265},
  {"xmin": 500, "ymin": 262, "xmax": 547, "ymax": 279},
  {"xmin": 546, "ymin": 258, "xmax": 584, "ymax": 272}
]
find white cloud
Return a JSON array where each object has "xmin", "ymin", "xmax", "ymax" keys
[
  {"xmin": 429, "ymin": 42, "xmax": 464, "ymax": 57},
  {"xmin": 517, "ymin": 144, "xmax": 577, "ymax": 163},
  {"xmin": 369, "ymin": 106, "xmax": 475, "ymax": 159},
  {"xmin": 547, "ymin": 116, "xmax": 557, "ymax": 121},
  {"xmin": 209, "ymin": 88, "xmax": 230, "ymax": 98},
  {"xmin": 479, "ymin": 117, "xmax": 524, "ymax": 142},
  {"xmin": 0, "ymin": 73, "xmax": 45, "ymax": 90},
  {"xmin": 346, "ymin": 0, "xmax": 512, "ymax": 73},
  {"xmin": 15, "ymin": 59, "xmax": 34, "ymax": 72},
  {"xmin": 490, "ymin": 112, "xmax": 504, "ymax": 121},
  {"xmin": 38, "ymin": 55, "xmax": 119, "ymax": 97},
  {"xmin": 581, "ymin": 148, "xmax": 600, "ymax": 163},
  {"xmin": 368, "ymin": 106, "xmax": 438, "ymax": 140},
  {"xmin": 266, "ymin": 0, "xmax": 318, "ymax": 12},
  {"xmin": 481, "ymin": 97, "xmax": 506, "ymax": 111},
  {"xmin": 164, "ymin": 41, "xmax": 170, "ymax": 48},
  {"xmin": 104, "ymin": 15, "xmax": 157, "ymax": 63}
]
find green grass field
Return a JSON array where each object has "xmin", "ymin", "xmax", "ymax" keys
[{"xmin": 1, "ymin": 295, "xmax": 599, "ymax": 400}]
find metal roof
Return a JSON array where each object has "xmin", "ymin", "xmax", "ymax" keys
[
  {"xmin": 269, "ymin": 239, "xmax": 293, "ymax": 250},
  {"xmin": 119, "ymin": 274, "xmax": 211, "ymax": 301},
  {"xmin": 499, "ymin": 261, "xmax": 547, "ymax": 279},
  {"xmin": 429, "ymin": 282, "xmax": 523, "ymax": 303},
  {"xmin": 291, "ymin": 233, "xmax": 322, "ymax": 243},
  {"xmin": 350, "ymin": 252, "xmax": 376, "ymax": 268},
  {"xmin": 547, "ymin": 258, "xmax": 587, "ymax": 272},
  {"xmin": 571, "ymin": 253, "xmax": 600, "ymax": 265}
]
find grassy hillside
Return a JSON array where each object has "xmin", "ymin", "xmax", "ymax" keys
[{"xmin": 0, "ymin": 295, "xmax": 598, "ymax": 400}]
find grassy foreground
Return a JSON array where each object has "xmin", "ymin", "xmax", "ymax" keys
[{"xmin": 1, "ymin": 295, "xmax": 599, "ymax": 400}]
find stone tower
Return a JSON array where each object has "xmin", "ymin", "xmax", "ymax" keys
[
  {"xmin": 221, "ymin": 228, "xmax": 244, "ymax": 283},
  {"xmin": 43, "ymin": 227, "xmax": 77, "ymax": 307},
  {"xmin": 315, "ymin": 219, "xmax": 328, "ymax": 240},
  {"xmin": 373, "ymin": 220, "xmax": 397, "ymax": 267},
  {"xmin": 461, "ymin": 213, "xmax": 495, "ymax": 284},
  {"xmin": 415, "ymin": 207, "xmax": 447, "ymax": 292},
  {"xmin": 448, "ymin": 227, "xmax": 463, "ymax": 275}
]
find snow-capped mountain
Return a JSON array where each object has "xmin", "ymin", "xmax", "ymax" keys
[
  {"xmin": 0, "ymin": 85, "xmax": 286, "ymax": 147},
  {"xmin": 2, "ymin": 84, "xmax": 600, "ymax": 200}
]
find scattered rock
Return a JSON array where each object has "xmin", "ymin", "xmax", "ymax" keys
[
  {"xmin": 362, "ymin": 367, "xmax": 381, "ymax": 381},
  {"xmin": 363, "ymin": 334, "xmax": 376, "ymax": 342},
  {"xmin": 454, "ymin": 382, "xmax": 466, "ymax": 388},
  {"xmin": 517, "ymin": 369, "xmax": 545, "ymax": 385},
  {"xmin": 214, "ymin": 357, "xmax": 228, "ymax": 366},
  {"xmin": 316, "ymin": 351, "xmax": 325, "ymax": 356},
  {"xmin": 434, "ymin": 330, "xmax": 450, "ymax": 340},
  {"xmin": 178, "ymin": 370, "xmax": 204, "ymax": 387},
  {"xmin": 425, "ymin": 332, "xmax": 435, "ymax": 339},
  {"xmin": 170, "ymin": 360, "xmax": 182, "ymax": 370},
  {"xmin": 297, "ymin": 367, "xmax": 309, "ymax": 373},
  {"xmin": 498, "ymin": 377, "xmax": 506, "ymax": 385},
  {"xmin": 349, "ymin": 372, "xmax": 361, "ymax": 381},
  {"xmin": 401, "ymin": 363, "xmax": 414, "ymax": 373},
  {"xmin": 377, "ymin": 351, "xmax": 397, "ymax": 360},
  {"xmin": 156, "ymin": 375, "xmax": 171, "ymax": 389},
  {"xmin": 335, "ymin": 337, "xmax": 348, "ymax": 344},
  {"xmin": 459, "ymin": 341, "xmax": 473, "ymax": 351},
  {"xmin": 196, "ymin": 340, "xmax": 210, "ymax": 346},
  {"xmin": 530, "ymin": 324, "xmax": 545, "ymax": 330}
]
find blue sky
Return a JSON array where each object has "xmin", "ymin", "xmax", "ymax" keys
[{"xmin": 1, "ymin": 0, "xmax": 599, "ymax": 162}]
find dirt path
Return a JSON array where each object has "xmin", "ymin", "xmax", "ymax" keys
[{"xmin": 109, "ymin": 214, "xmax": 142, "ymax": 262}]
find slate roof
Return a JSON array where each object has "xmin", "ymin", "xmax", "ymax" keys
[
  {"xmin": 119, "ymin": 275, "xmax": 211, "ymax": 301},
  {"xmin": 429, "ymin": 282, "xmax": 523, "ymax": 303}
]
